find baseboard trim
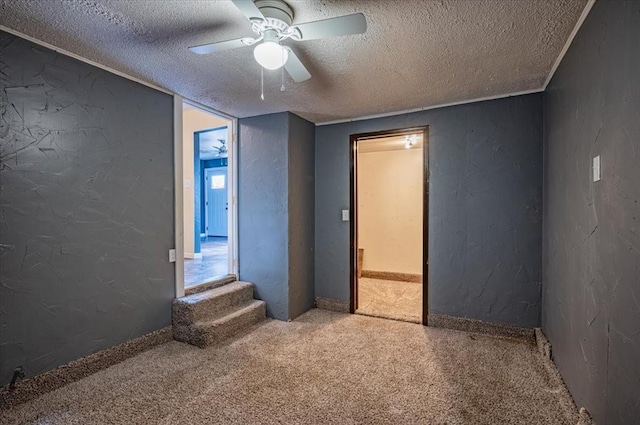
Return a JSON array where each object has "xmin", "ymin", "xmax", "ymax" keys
[
  {"xmin": 534, "ymin": 327, "xmax": 552, "ymax": 358},
  {"xmin": 0, "ymin": 327, "xmax": 173, "ymax": 410},
  {"xmin": 577, "ymin": 408, "xmax": 596, "ymax": 425},
  {"xmin": 184, "ymin": 275, "xmax": 236, "ymax": 296},
  {"xmin": 428, "ymin": 313, "xmax": 535, "ymax": 342},
  {"xmin": 315, "ymin": 297, "xmax": 350, "ymax": 313},
  {"xmin": 361, "ymin": 270, "xmax": 422, "ymax": 283},
  {"xmin": 534, "ymin": 328, "xmax": 596, "ymax": 425}
]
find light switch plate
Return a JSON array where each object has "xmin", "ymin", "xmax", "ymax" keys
[
  {"xmin": 593, "ymin": 156, "xmax": 601, "ymax": 182},
  {"xmin": 341, "ymin": 209, "xmax": 350, "ymax": 221},
  {"xmin": 169, "ymin": 249, "xmax": 176, "ymax": 263}
]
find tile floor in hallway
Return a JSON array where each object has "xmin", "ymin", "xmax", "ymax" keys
[
  {"xmin": 357, "ymin": 277, "xmax": 422, "ymax": 323},
  {"xmin": 184, "ymin": 237, "xmax": 228, "ymax": 287},
  {"xmin": 0, "ymin": 309, "xmax": 578, "ymax": 425}
]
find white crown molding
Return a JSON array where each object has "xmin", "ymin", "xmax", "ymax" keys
[
  {"xmin": 543, "ymin": 0, "xmax": 596, "ymax": 89},
  {"xmin": 4, "ymin": 0, "xmax": 596, "ymax": 128},
  {"xmin": 1, "ymin": 25, "xmax": 239, "ymax": 120},
  {"xmin": 316, "ymin": 88, "xmax": 544, "ymax": 126},
  {"xmin": 0, "ymin": 25, "xmax": 174, "ymax": 95},
  {"xmin": 316, "ymin": 0, "xmax": 596, "ymax": 127}
]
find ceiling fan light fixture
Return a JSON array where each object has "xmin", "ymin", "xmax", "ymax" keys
[
  {"xmin": 404, "ymin": 134, "xmax": 418, "ymax": 149},
  {"xmin": 254, "ymin": 41, "xmax": 288, "ymax": 70}
]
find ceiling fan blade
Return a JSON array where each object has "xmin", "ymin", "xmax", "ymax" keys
[
  {"xmin": 284, "ymin": 49, "xmax": 311, "ymax": 82},
  {"xmin": 189, "ymin": 38, "xmax": 247, "ymax": 54},
  {"xmin": 292, "ymin": 13, "xmax": 367, "ymax": 41},
  {"xmin": 231, "ymin": 0, "xmax": 265, "ymax": 22}
]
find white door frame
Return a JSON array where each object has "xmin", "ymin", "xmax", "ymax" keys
[{"xmin": 174, "ymin": 95, "xmax": 238, "ymax": 298}]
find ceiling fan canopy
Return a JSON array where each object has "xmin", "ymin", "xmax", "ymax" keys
[{"xmin": 189, "ymin": 0, "xmax": 367, "ymax": 82}]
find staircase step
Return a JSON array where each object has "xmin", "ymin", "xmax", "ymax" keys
[
  {"xmin": 173, "ymin": 300, "xmax": 266, "ymax": 348},
  {"xmin": 173, "ymin": 281, "xmax": 254, "ymax": 325}
]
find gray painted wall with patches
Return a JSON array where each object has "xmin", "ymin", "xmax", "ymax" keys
[
  {"xmin": 542, "ymin": 2, "xmax": 640, "ymax": 424},
  {"xmin": 288, "ymin": 113, "xmax": 315, "ymax": 320},
  {"xmin": 238, "ymin": 112, "xmax": 290, "ymax": 320},
  {"xmin": 0, "ymin": 32, "xmax": 175, "ymax": 386},
  {"xmin": 238, "ymin": 112, "xmax": 315, "ymax": 321},
  {"xmin": 315, "ymin": 94, "xmax": 543, "ymax": 327}
]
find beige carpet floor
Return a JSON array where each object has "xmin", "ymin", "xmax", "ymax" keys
[
  {"xmin": 0, "ymin": 309, "xmax": 576, "ymax": 425},
  {"xmin": 357, "ymin": 277, "xmax": 422, "ymax": 323}
]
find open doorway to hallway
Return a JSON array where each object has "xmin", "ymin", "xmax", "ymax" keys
[
  {"xmin": 182, "ymin": 102, "xmax": 234, "ymax": 289},
  {"xmin": 351, "ymin": 128, "xmax": 428, "ymax": 324}
]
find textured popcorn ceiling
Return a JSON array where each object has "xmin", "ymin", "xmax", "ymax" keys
[{"xmin": 0, "ymin": 0, "xmax": 587, "ymax": 123}]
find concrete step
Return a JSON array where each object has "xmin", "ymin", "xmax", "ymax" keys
[
  {"xmin": 172, "ymin": 281, "xmax": 254, "ymax": 325},
  {"xmin": 173, "ymin": 300, "xmax": 266, "ymax": 348}
]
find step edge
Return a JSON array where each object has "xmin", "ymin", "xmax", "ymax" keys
[
  {"xmin": 192, "ymin": 300, "xmax": 266, "ymax": 328},
  {"xmin": 173, "ymin": 296, "xmax": 261, "ymax": 326},
  {"xmin": 174, "ymin": 281, "xmax": 254, "ymax": 305}
]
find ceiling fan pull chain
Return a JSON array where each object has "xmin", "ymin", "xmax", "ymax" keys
[
  {"xmin": 280, "ymin": 47, "xmax": 286, "ymax": 92},
  {"xmin": 261, "ymin": 66, "xmax": 265, "ymax": 101}
]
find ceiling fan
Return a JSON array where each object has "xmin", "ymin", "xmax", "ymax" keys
[
  {"xmin": 200, "ymin": 139, "xmax": 228, "ymax": 158},
  {"xmin": 214, "ymin": 139, "xmax": 228, "ymax": 157},
  {"xmin": 189, "ymin": 0, "xmax": 367, "ymax": 83}
]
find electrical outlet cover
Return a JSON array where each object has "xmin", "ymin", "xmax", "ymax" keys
[{"xmin": 593, "ymin": 156, "xmax": 601, "ymax": 182}]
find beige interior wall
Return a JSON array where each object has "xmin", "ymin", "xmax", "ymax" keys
[
  {"xmin": 357, "ymin": 147, "xmax": 423, "ymax": 274},
  {"xmin": 182, "ymin": 106, "xmax": 229, "ymax": 258}
]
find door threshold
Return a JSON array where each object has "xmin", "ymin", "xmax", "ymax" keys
[
  {"xmin": 184, "ymin": 274, "xmax": 236, "ymax": 296},
  {"xmin": 354, "ymin": 309, "xmax": 421, "ymax": 325}
]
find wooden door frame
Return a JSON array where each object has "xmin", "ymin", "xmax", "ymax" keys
[{"xmin": 349, "ymin": 126, "xmax": 430, "ymax": 326}]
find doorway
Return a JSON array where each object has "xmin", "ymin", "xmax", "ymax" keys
[
  {"xmin": 205, "ymin": 167, "xmax": 228, "ymax": 237},
  {"xmin": 178, "ymin": 100, "xmax": 237, "ymax": 291},
  {"xmin": 350, "ymin": 127, "xmax": 428, "ymax": 325}
]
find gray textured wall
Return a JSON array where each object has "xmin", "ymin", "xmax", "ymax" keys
[
  {"xmin": 0, "ymin": 32, "xmax": 175, "ymax": 385},
  {"xmin": 542, "ymin": 2, "xmax": 640, "ymax": 424},
  {"xmin": 238, "ymin": 112, "xmax": 315, "ymax": 321},
  {"xmin": 288, "ymin": 113, "xmax": 315, "ymax": 320},
  {"xmin": 316, "ymin": 94, "xmax": 543, "ymax": 327},
  {"xmin": 238, "ymin": 113, "xmax": 290, "ymax": 320}
]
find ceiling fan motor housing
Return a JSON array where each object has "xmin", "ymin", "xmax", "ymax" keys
[
  {"xmin": 189, "ymin": 0, "xmax": 366, "ymax": 83},
  {"xmin": 254, "ymin": 0, "xmax": 294, "ymax": 30}
]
